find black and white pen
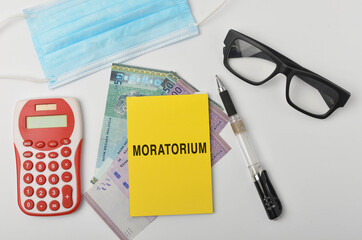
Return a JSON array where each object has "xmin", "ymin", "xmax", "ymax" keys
[{"xmin": 216, "ymin": 75, "xmax": 282, "ymax": 220}]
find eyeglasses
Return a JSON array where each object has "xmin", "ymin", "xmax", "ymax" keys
[{"xmin": 223, "ymin": 29, "xmax": 351, "ymax": 119}]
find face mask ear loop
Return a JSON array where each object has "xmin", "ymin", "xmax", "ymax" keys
[
  {"xmin": 195, "ymin": 0, "xmax": 229, "ymax": 27},
  {"xmin": 0, "ymin": 14, "xmax": 49, "ymax": 84},
  {"xmin": 0, "ymin": 75, "xmax": 49, "ymax": 83},
  {"xmin": 0, "ymin": 14, "xmax": 29, "ymax": 28}
]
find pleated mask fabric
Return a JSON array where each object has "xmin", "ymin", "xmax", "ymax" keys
[{"xmin": 23, "ymin": 0, "xmax": 199, "ymax": 89}]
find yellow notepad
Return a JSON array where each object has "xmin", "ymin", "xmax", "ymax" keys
[{"xmin": 127, "ymin": 94, "xmax": 213, "ymax": 216}]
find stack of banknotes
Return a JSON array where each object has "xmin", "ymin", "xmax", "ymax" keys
[{"xmin": 84, "ymin": 64, "xmax": 232, "ymax": 240}]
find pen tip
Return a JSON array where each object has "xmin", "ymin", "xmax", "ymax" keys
[
  {"xmin": 215, "ymin": 75, "xmax": 226, "ymax": 93},
  {"xmin": 215, "ymin": 75, "xmax": 220, "ymax": 82}
]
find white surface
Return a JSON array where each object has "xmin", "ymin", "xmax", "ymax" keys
[{"xmin": 0, "ymin": 0, "xmax": 361, "ymax": 239}]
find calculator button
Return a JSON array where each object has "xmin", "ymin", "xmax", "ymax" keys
[
  {"xmin": 50, "ymin": 200, "xmax": 60, "ymax": 211},
  {"xmin": 36, "ymin": 175, "xmax": 46, "ymax": 185},
  {"xmin": 35, "ymin": 141, "xmax": 45, "ymax": 148},
  {"xmin": 49, "ymin": 187, "xmax": 60, "ymax": 198},
  {"xmin": 48, "ymin": 152, "xmax": 58, "ymax": 158},
  {"xmin": 48, "ymin": 161, "xmax": 59, "ymax": 172},
  {"xmin": 36, "ymin": 152, "xmax": 46, "ymax": 159},
  {"xmin": 61, "ymin": 160, "xmax": 72, "ymax": 170},
  {"xmin": 23, "ymin": 173, "xmax": 33, "ymax": 184},
  {"xmin": 48, "ymin": 140, "xmax": 58, "ymax": 148},
  {"xmin": 24, "ymin": 186, "xmax": 34, "ymax": 197},
  {"xmin": 35, "ymin": 162, "xmax": 46, "ymax": 172},
  {"xmin": 62, "ymin": 172, "xmax": 72, "ymax": 182},
  {"xmin": 61, "ymin": 147, "xmax": 71, "ymax": 157},
  {"xmin": 36, "ymin": 188, "xmax": 47, "ymax": 198},
  {"xmin": 23, "ymin": 160, "xmax": 33, "ymax": 171},
  {"xmin": 23, "ymin": 151, "xmax": 33, "ymax": 158},
  {"xmin": 37, "ymin": 201, "xmax": 47, "ymax": 211},
  {"xmin": 23, "ymin": 140, "xmax": 33, "ymax": 147},
  {"xmin": 24, "ymin": 200, "xmax": 34, "ymax": 210},
  {"xmin": 49, "ymin": 174, "xmax": 59, "ymax": 185},
  {"xmin": 62, "ymin": 185, "xmax": 73, "ymax": 209},
  {"xmin": 60, "ymin": 138, "xmax": 71, "ymax": 145}
]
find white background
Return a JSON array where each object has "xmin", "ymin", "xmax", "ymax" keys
[{"xmin": 0, "ymin": 0, "xmax": 361, "ymax": 239}]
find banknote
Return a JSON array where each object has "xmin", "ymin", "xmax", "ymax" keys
[
  {"xmin": 85, "ymin": 132, "xmax": 231, "ymax": 240},
  {"xmin": 86, "ymin": 64, "xmax": 232, "ymax": 239},
  {"xmin": 93, "ymin": 64, "xmax": 229, "ymax": 183},
  {"xmin": 84, "ymin": 172, "xmax": 153, "ymax": 240},
  {"xmin": 94, "ymin": 65, "xmax": 170, "ymax": 181},
  {"xmin": 170, "ymin": 72, "xmax": 225, "ymax": 110},
  {"xmin": 162, "ymin": 72, "xmax": 228, "ymax": 134},
  {"xmin": 167, "ymin": 75, "xmax": 229, "ymax": 133}
]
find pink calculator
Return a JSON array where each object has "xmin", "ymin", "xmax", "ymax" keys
[{"xmin": 13, "ymin": 98, "xmax": 83, "ymax": 216}]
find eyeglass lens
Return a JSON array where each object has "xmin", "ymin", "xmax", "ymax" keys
[
  {"xmin": 289, "ymin": 74, "xmax": 338, "ymax": 115},
  {"xmin": 227, "ymin": 39, "xmax": 277, "ymax": 83}
]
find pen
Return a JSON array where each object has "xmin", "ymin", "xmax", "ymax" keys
[{"xmin": 216, "ymin": 75, "xmax": 282, "ymax": 220}]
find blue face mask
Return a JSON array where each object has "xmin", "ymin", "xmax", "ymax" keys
[
  {"xmin": 0, "ymin": 0, "xmax": 227, "ymax": 88},
  {"xmin": 21, "ymin": 0, "xmax": 199, "ymax": 88}
]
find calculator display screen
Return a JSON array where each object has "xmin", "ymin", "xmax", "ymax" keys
[{"xmin": 26, "ymin": 115, "xmax": 67, "ymax": 129}]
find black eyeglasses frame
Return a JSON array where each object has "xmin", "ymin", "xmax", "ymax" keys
[{"xmin": 223, "ymin": 29, "xmax": 351, "ymax": 119}]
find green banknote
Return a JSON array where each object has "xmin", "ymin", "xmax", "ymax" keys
[{"xmin": 94, "ymin": 64, "xmax": 171, "ymax": 183}]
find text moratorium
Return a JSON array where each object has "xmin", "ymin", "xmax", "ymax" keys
[
  {"xmin": 127, "ymin": 94, "xmax": 213, "ymax": 216},
  {"xmin": 133, "ymin": 142, "xmax": 207, "ymax": 156}
]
